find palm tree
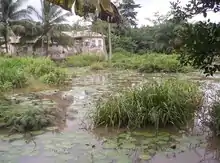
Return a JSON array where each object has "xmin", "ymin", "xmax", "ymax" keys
[
  {"xmin": 0, "ymin": 0, "xmax": 30, "ymax": 53},
  {"xmin": 26, "ymin": 0, "xmax": 73, "ymax": 56}
]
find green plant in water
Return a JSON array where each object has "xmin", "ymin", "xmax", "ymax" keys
[
  {"xmin": 92, "ymin": 79, "xmax": 203, "ymax": 129},
  {"xmin": 0, "ymin": 56, "xmax": 68, "ymax": 91},
  {"xmin": 65, "ymin": 54, "xmax": 105, "ymax": 67},
  {"xmin": 0, "ymin": 96, "xmax": 58, "ymax": 132},
  {"xmin": 111, "ymin": 53, "xmax": 193, "ymax": 73},
  {"xmin": 209, "ymin": 95, "xmax": 220, "ymax": 136}
]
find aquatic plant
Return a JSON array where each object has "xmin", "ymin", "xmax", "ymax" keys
[
  {"xmin": 208, "ymin": 94, "xmax": 220, "ymax": 136},
  {"xmin": 90, "ymin": 62, "xmax": 110, "ymax": 71},
  {"xmin": 65, "ymin": 52, "xmax": 193, "ymax": 73},
  {"xmin": 65, "ymin": 54, "xmax": 105, "ymax": 67},
  {"xmin": 92, "ymin": 79, "xmax": 203, "ymax": 129},
  {"xmin": 112, "ymin": 53, "xmax": 193, "ymax": 73},
  {"xmin": 0, "ymin": 95, "xmax": 58, "ymax": 132},
  {"xmin": 0, "ymin": 57, "xmax": 68, "ymax": 91}
]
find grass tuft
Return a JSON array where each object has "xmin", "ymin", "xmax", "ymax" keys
[{"xmin": 92, "ymin": 79, "xmax": 203, "ymax": 129}]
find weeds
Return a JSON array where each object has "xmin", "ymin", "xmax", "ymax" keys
[
  {"xmin": 92, "ymin": 79, "xmax": 203, "ymax": 129},
  {"xmin": 90, "ymin": 62, "xmax": 110, "ymax": 71},
  {"xmin": 0, "ymin": 94, "xmax": 58, "ymax": 132},
  {"xmin": 0, "ymin": 57, "xmax": 67, "ymax": 91},
  {"xmin": 65, "ymin": 53, "xmax": 193, "ymax": 73},
  {"xmin": 65, "ymin": 54, "xmax": 105, "ymax": 67},
  {"xmin": 209, "ymin": 94, "xmax": 220, "ymax": 136},
  {"xmin": 112, "ymin": 53, "xmax": 193, "ymax": 73}
]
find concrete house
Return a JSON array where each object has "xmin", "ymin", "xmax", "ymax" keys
[
  {"xmin": 62, "ymin": 30, "xmax": 107, "ymax": 55},
  {"xmin": 0, "ymin": 30, "xmax": 107, "ymax": 57}
]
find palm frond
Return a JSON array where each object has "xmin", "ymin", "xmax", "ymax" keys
[
  {"xmin": 8, "ymin": 0, "xmax": 29, "ymax": 20},
  {"xmin": 27, "ymin": 6, "xmax": 43, "ymax": 21},
  {"xmin": 9, "ymin": 9, "xmax": 32, "ymax": 21}
]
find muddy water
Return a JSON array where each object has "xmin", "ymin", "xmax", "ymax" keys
[{"xmin": 1, "ymin": 70, "xmax": 220, "ymax": 163}]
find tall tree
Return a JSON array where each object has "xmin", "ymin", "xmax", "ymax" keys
[
  {"xmin": 170, "ymin": 0, "xmax": 220, "ymax": 75},
  {"xmin": 0, "ymin": 0, "xmax": 29, "ymax": 53},
  {"xmin": 26, "ymin": 0, "xmax": 73, "ymax": 56},
  {"xmin": 118, "ymin": 0, "xmax": 141, "ymax": 27}
]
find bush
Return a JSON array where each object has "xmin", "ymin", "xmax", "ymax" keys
[
  {"xmin": 92, "ymin": 79, "xmax": 203, "ymax": 129},
  {"xmin": 0, "ymin": 57, "xmax": 67, "ymax": 91},
  {"xmin": 0, "ymin": 95, "xmax": 57, "ymax": 132},
  {"xmin": 111, "ymin": 53, "xmax": 193, "ymax": 73},
  {"xmin": 90, "ymin": 62, "xmax": 110, "ymax": 71},
  {"xmin": 39, "ymin": 69, "xmax": 67, "ymax": 85},
  {"xmin": 66, "ymin": 54, "xmax": 105, "ymax": 67}
]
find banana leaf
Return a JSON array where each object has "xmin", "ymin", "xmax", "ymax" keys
[
  {"xmin": 45, "ymin": 0, "xmax": 121, "ymax": 23},
  {"xmin": 46, "ymin": 0, "xmax": 75, "ymax": 11}
]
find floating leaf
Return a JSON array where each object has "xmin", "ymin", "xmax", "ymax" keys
[
  {"xmin": 139, "ymin": 154, "xmax": 151, "ymax": 160},
  {"xmin": 121, "ymin": 143, "xmax": 136, "ymax": 149},
  {"xmin": 132, "ymin": 132, "xmax": 154, "ymax": 137}
]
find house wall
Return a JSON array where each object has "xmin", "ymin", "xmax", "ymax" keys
[
  {"xmin": 81, "ymin": 37, "xmax": 105, "ymax": 55},
  {"xmin": 0, "ymin": 35, "xmax": 107, "ymax": 57},
  {"xmin": 0, "ymin": 44, "xmax": 17, "ymax": 54}
]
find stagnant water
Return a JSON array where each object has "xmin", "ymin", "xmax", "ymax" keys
[{"xmin": 1, "ymin": 70, "xmax": 220, "ymax": 163}]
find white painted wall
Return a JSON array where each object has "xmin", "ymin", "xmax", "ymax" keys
[{"xmin": 82, "ymin": 37, "xmax": 105, "ymax": 54}]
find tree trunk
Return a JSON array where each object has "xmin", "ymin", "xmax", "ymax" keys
[
  {"xmin": 3, "ymin": 23, "xmax": 9, "ymax": 53},
  {"xmin": 108, "ymin": 21, "xmax": 112, "ymax": 61},
  {"xmin": 46, "ymin": 35, "xmax": 49, "ymax": 57}
]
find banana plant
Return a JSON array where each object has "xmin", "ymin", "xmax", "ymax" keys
[{"xmin": 45, "ymin": 0, "xmax": 121, "ymax": 24}]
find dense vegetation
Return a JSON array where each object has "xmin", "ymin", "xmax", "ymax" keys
[
  {"xmin": 92, "ymin": 79, "xmax": 203, "ymax": 129},
  {"xmin": 0, "ymin": 95, "xmax": 54, "ymax": 132},
  {"xmin": 1, "ymin": 0, "xmax": 220, "ymax": 136},
  {"xmin": 65, "ymin": 53, "xmax": 193, "ymax": 73},
  {"xmin": 0, "ymin": 56, "xmax": 68, "ymax": 132},
  {"xmin": 0, "ymin": 57, "xmax": 67, "ymax": 92}
]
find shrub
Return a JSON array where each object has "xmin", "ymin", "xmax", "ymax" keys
[
  {"xmin": 92, "ymin": 79, "xmax": 203, "ymax": 129},
  {"xmin": 111, "ymin": 53, "xmax": 193, "ymax": 73},
  {"xmin": 90, "ymin": 62, "xmax": 110, "ymax": 71},
  {"xmin": 39, "ymin": 69, "xmax": 67, "ymax": 85},
  {"xmin": 0, "ymin": 68, "xmax": 28, "ymax": 90},
  {"xmin": 0, "ymin": 56, "xmax": 68, "ymax": 91},
  {"xmin": 66, "ymin": 54, "xmax": 105, "ymax": 67},
  {"xmin": 0, "ymin": 96, "xmax": 57, "ymax": 132}
]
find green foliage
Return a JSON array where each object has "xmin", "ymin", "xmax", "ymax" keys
[
  {"xmin": 0, "ymin": 57, "xmax": 67, "ymax": 91},
  {"xmin": 170, "ymin": 0, "xmax": 220, "ymax": 75},
  {"xmin": 118, "ymin": 0, "xmax": 141, "ymax": 27},
  {"xmin": 111, "ymin": 35, "xmax": 137, "ymax": 53},
  {"xmin": 1, "ymin": 105, "xmax": 51, "ymax": 131},
  {"xmin": 92, "ymin": 79, "xmax": 202, "ymax": 128},
  {"xmin": 209, "ymin": 95, "xmax": 220, "ymax": 136},
  {"xmin": 112, "ymin": 53, "xmax": 193, "ymax": 73},
  {"xmin": 177, "ymin": 21, "xmax": 220, "ymax": 75},
  {"xmin": 0, "ymin": 95, "xmax": 57, "ymax": 132},
  {"xmin": 65, "ymin": 54, "xmax": 105, "ymax": 67},
  {"xmin": 64, "ymin": 53, "xmax": 193, "ymax": 73},
  {"xmin": 90, "ymin": 62, "xmax": 110, "ymax": 71}
]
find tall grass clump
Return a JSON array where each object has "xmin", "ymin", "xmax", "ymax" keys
[
  {"xmin": 111, "ymin": 53, "xmax": 193, "ymax": 73},
  {"xmin": 208, "ymin": 93, "xmax": 220, "ymax": 136},
  {"xmin": 66, "ymin": 54, "xmax": 105, "ymax": 67},
  {"xmin": 0, "ymin": 57, "xmax": 67, "ymax": 91},
  {"xmin": 90, "ymin": 62, "xmax": 111, "ymax": 71},
  {"xmin": 92, "ymin": 79, "xmax": 203, "ymax": 129}
]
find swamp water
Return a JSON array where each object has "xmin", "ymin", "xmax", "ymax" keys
[{"xmin": 0, "ymin": 70, "xmax": 220, "ymax": 163}]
